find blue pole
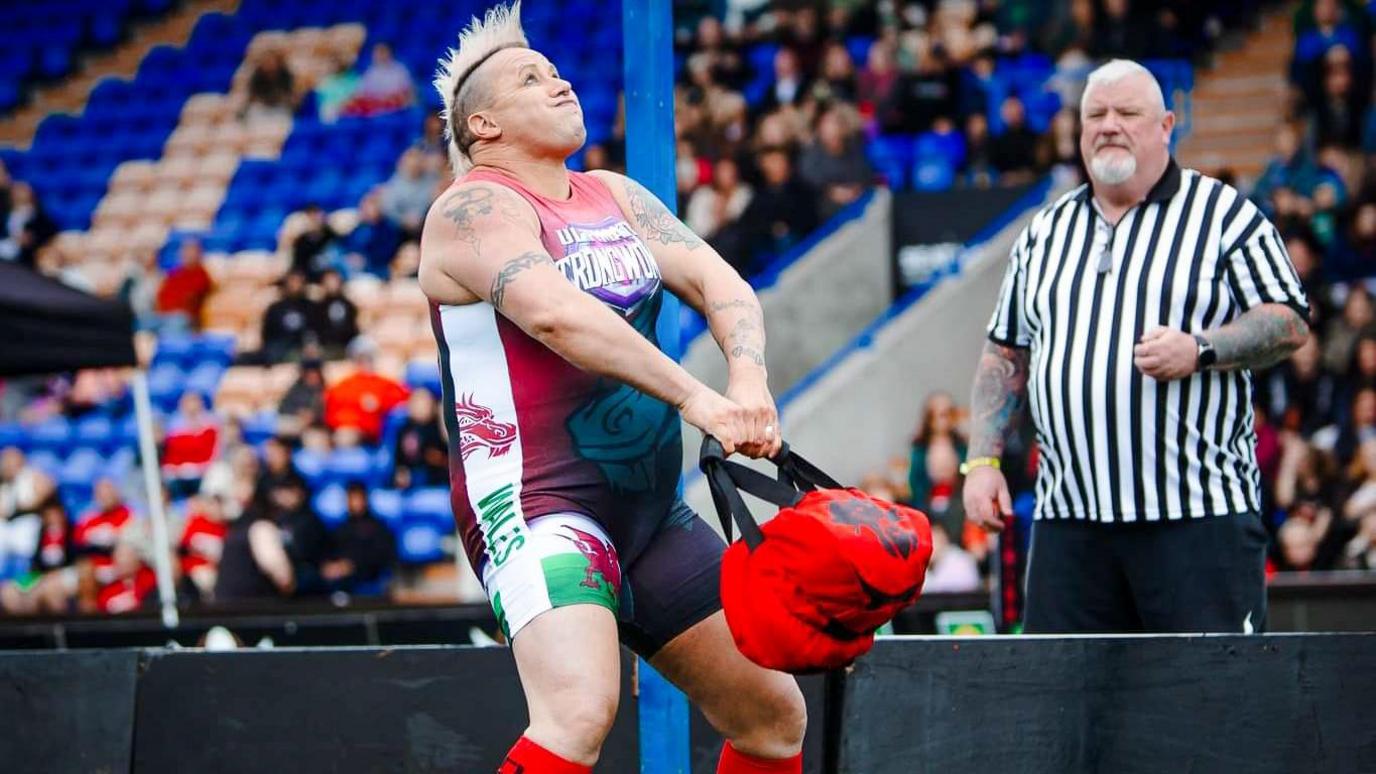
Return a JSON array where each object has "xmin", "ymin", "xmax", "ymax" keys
[{"xmin": 622, "ymin": 2, "xmax": 691, "ymax": 773}]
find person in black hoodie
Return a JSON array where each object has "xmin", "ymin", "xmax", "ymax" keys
[
  {"xmin": 320, "ymin": 482, "xmax": 396, "ymax": 594},
  {"xmin": 313, "ymin": 269, "xmax": 359, "ymax": 358},
  {"xmin": 267, "ymin": 477, "xmax": 328, "ymax": 596},
  {"xmin": 392, "ymin": 388, "xmax": 448, "ymax": 489},
  {"xmin": 260, "ymin": 270, "xmax": 318, "ymax": 363},
  {"xmin": 740, "ymin": 147, "xmax": 818, "ymax": 271}
]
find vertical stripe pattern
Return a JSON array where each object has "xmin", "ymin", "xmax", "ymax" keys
[{"xmin": 986, "ymin": 163, "xmax": 1309, "ymax": 523}]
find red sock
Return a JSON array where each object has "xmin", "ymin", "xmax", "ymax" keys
[
  {"xmin": 498, "ymin": 736, "xmax": 592, "ymax": 774},
  {"xmin": 717, "ymin": 741, "xmax": 803, "ymax": 773}
]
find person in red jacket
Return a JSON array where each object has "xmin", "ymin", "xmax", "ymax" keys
[
  {"xmin": 178, "ymin": 495, "xmax": 229, "ymax": 601},
  {"xmin": 161, "ymin": 392, "xmax": 220, "ymax": 498},
  {"xmin": 96, "ymin": 539, "xmax": 157, "ymax": 615},
  {"xmin": 73, "ymin": 479, "xmax": 135, "ymax": 589},
  {"xmin": 154, "ymin": 238, "xmax": 214, "ymax": 330},
  {"xmin": 324, "ymin": 337, "xmax": 409, "ymax": 445}
]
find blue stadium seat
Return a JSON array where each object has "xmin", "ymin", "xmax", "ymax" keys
[
  {"xmin": 369, "ymin": 488, "xmax": 403, "ymax": 524},
  {"xmin": 0, "ymin": 422, "xmax": 28, "ymax": 451},
  {"xmin": 324, "ymin": 447, "xmax": 374, "ymax": 488},
  {"xmin": 867, "ymin": 135, "xmax": 916, "ymax": 190},
  {"xmin": 59, "ymin": 449, "xmax": 102, "ymax": 504},
  {"xmin": 402, "ymin": 487, "xmax": 451, "ymax": 524},
  {"xmin": 25, "ymin": 450, "xmax": 62, "ymax": 478},
  {"xmin": 912, "ymin": 156, "xmax": 956, "ymax": 192},
  {"xmin": 293, "ymin": 449, "xmax": 329, "ymax": 488},
  {"xmin": 313, "ymin": 483, "xmax": 349, "ymax": 528},
  {"xmin": 184, "ymin": 362, "xmax": 224, "ymax": 401},
  {"xmin": 147, "ymin": 363, "xmax": 185, "ymax": 414},
  {"xmin": 73, "ymin": 414, "xmax": 116, "ymax": 454},
  {"xmin": 27, "ymin": 417, "xmax": 73, "ymax": 455},
  {"xmin": 241, "ymin": 412, "xmax": 278, "ymax": 445},
  {"xmin": 404, "ymin": 360, "xmax": 441, "ymax": 396},
  {"xmin": 395, "ymin": 518, "xmax": 447, "ymax": 564},
  {"xmin": 192, "ymin": 333, "xmax": 237, "ymax": 367},
  {"xmin": 154, "ymin": 332, "xmax": 195, "ymax": 368}
]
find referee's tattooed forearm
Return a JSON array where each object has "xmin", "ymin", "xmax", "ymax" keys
[
  {"xmin": 968, "ymin": 342, "xmax": 1029, "ymax": 458},
  {"xmin": 1205, "ymin": 304, "xmax": 1310, "ymax": 372}
]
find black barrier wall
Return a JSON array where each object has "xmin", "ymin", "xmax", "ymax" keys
[
  {"xmin": 132, "ymin": 646, "xmax": 638, "ymax": 774},
  {"xmin": 0, "ymin": 650, "xmax": 139, "ymax": 774},
  {"xmin": 5, "ymin": 636, "xmax": 1376, "ymax": 773},
  {"xmin": 840, "ymin": 634, "xmax": 1376, "ymax": 774}
]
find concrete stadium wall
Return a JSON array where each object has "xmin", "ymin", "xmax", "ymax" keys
[
  {"xmin": 682, "ymin": 186, "xmax": 1055, "ymax": 517},
  {"xmin": 680, "ymin": 189, "xmax": 892, "ymax": 476}
]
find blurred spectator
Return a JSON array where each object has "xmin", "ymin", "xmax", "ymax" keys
[
  {"xmin": 118, "ymin": 249, "xmax": 163, "ymax": 331},
  {"xmin": 279, "ymin": 359, "xmax": 327, "ymax": 437},
  {"xmin": 73, "ymin": 480, "xmax": 136, "ymax": 597},
  {"xmin": 1321, "ymin": 288, "xmax": 1372, "ymax": 374},
  {"xmin": 389, "ymin": 240, "xmax": 421, "ymax": 280},
  {"xmin": 380, "ymin": 149, "xmax": 439, "ymax": 238},
  {"xmin": 1278, "ymin": 497, "xmax": 1339, "ymax": 570},
  {"xmin": 348, "ymin": 43, "xmax": 415, "ymax": 115},
  {"xmin": 161, "ymin": 392, "xmax": 220, "ymax": 499},
  {"xmin": 811, "ymin": 41, "xmax": 858, "ymax": 104},
  {"xmin": 260, "ymin": 270, "xmax": 317, "ymax": 364},
  {"xmin": 242, "ymin": 46, "xmax": 298, "ymax": 122},
  {"xmin": 314, "ymin": 269, "xmax": 360, "ymax": 357},
  {"xmin": 908, "ymin": 392, "xmax": 968, "ymax": 541},
  {"xmin": 177, "ymin": 495, "xmax": 229, "ymax": 602},
  {"xmin": 858, "ymin": 40, "xmax": 903, "ymax": 133},
  {"xmin": 254, "ymin": 436, "xmax": 306, "ymax": 509},
  {"xmin": 340, "ymin": 191, "xmax": 402, "ymax": 278},
  {"xmin": 990, "ymin": 96, "xmax": 1041, "ymax": 183},
  {"xmin": 0, "ymin": 500, "xmax": 72, "ymax": 615},
  {"xmin": 739, "ymin": 147, "xmax": 818, "ymax": 266},
  {"xmin": 290, "ymin": 204, "xmax": 339, "ymax": 282},
  {"xmin": 894, "ymin": 42, "xmax": 959, "ymax": 134},
  {"xmin": 686, "ymin": 157, "xmax": 753, "ymax": 255},
  {"xmin": 320, "ymin": 482, "xmax": 396, "ymax": 594},
  {"xmin": 1041, "ymin": 0, "xmax": 1096, "ymax": 55},
  {"xmin": 392, "ymin": 388, "xmax": 448, "ymax": 490},
  {"xmin": 154, "ymin": 238, "xmax": 214, "ymax": 332},
  {"xmin": 314, "ymin": 53, "xmax": 359, "ymax": 123},
  {"xmin": 1262, "ymin": 334, "xmax": 1342, "ymax": 435},
  {"xmin": 265, "ymin": 477, "xmax": 328, "ymax": 596},
  {"xmin": 0, "ymin": 447, "xmax": 55, "ymax": 522},
  {"xmin": 758, "ymin": 47, "xmax": 810, "ymax": 115},
  {"xmin": 95, "ymin": 538, "xmax": 156, "ymax": 614},
  {"xmin": 1038, "ymin": 108, "xmax": 1083, "ymax": 182},
  {"xmin": 963, "ymin": 112, "xmax": 996, "ymax": 186},
  {"xmin": 325, "ymin": 338, "xmax": 409, "ymax": 446},
  {"xmin": 798, "ymin": 105, "xmax": 873, "ymax": 218},
  {"xmin": 413, "ymin": 113, "xmax": 447, "ymax": 164},
  {"xmin": 1329, "ymin": 386, "xmax": 1376, "ymax": 464},
  {"xmin": 1292, "ymin": 0, "xmax": 1368, "ymax": 101},
  {"xmin": 1332, "ymin": 201, "xmax": 1376, "ymax": 281},
  {"xmin": 1311, "ymin": 50, "xmax": 1368, "ymax": 148},
  {"xmin": 0, "ymin": 182, "xmax": 56, "ymax": 269},
  {"xmin": 214, "ymin": 502, "xmax": 294, "ymax": 601},
  {"xmin": 1253, "ymin": 125, "xmax": 1327, "ymax": 211},
  {"xmin": 921, "ymin": 522, "xmax": 981, "ymax": 593},
  {"xmin": 1095, "ymin": 0, "xmax": 1148, "ymax": 59}
]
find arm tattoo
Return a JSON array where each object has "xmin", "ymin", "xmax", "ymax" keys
[
  {"xmin": 709, "ymin": 296, "xmax": 767, "ymax": 369},
  {"xmin": 623, "ymin": 178, "xmax": 705, "ymax": 250},
  {"xmin": 441, "ymin": 185, "xmax": 527, "ymax": 253},
  {"xmin": 489, "ymin": 251, "xmax": 552, "ymax": 311},
  {"xmin": 441, "ymin": 187, "xmax": 495, "ymax": 249},
  {"xmin": 1207, "ymin": 304, "xmax": 1310, "ymax": 371},
  {"xmin": 968, "ymin": 342, "xmax": 1030, "ymax": 458}
]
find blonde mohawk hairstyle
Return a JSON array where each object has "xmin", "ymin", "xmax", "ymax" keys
[{"xmin": 433, "ymin": 1, "xmax": 529, "ymax": 175}]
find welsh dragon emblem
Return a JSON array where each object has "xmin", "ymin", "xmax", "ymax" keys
[{"xmin": 455, "ymin": 394, "xmax": 517, "ymax": 461}]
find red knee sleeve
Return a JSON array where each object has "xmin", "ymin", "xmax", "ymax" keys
[
  {"xmin": 717, "ymin": 741, "xmax": 803, "ymax": 773},
  {"xmin": 498, "ymin": 736, "xmax": 592, "ymax": 774}
]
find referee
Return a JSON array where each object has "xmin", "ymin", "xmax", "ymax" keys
[{"xmin": 963, "ymin": 60, "xmax": 1310, "ymax": 634}]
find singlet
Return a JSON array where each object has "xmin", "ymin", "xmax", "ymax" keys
[{"xmin": 429, "ymin": 168, "xmax": 683, "ymax": 573}]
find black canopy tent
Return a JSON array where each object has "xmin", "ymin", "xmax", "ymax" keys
[
  {"xmin": 0, "ymin": 261, "xmax": 137, "ymax": 376},
  {"xmin": 0, "ymin": 261, "xmax": 177, "ymax": 626}
]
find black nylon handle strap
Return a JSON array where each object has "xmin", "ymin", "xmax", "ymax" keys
[
  {"xmin": 703, "ymin": 455, "xmax": 766, "ymax": 549},
  {"xmin": 772, "ymin": 444, "xmax": 844, "ymax": 491}
]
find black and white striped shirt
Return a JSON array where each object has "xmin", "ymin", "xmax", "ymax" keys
[{"xmin": 987, "ymin": 160, "xmax": 1309, "ymax": 523}]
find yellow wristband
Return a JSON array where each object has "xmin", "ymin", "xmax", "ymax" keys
[{"xmin": 959, "ymin": 457, "xmax": 1001, "ymax": 475}]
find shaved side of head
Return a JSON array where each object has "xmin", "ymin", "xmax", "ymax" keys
[{"xmin": 432, "ymin": 1, "xmax": 529, "ymax": 174}]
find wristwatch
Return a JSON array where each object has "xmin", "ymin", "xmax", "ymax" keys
[{"xmin": 1193, "ymin": 334, "xmax": 1216, "ymax": 371}]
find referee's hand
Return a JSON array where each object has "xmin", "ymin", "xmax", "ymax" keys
[
  {"xmin": 963, "ymin": 465, "xmax": 1012, "ymax": 533},
  {"xmin": 1133, "ymin": 326, "xmax": 1198, "ymax": 381}
]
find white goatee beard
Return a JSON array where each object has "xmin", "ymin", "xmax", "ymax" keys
[{"xmin": 1089, "ymin": 153, "xmax": 1137, "ymax": 185}]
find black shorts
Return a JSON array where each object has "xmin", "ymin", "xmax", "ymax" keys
[
  {"xmin": 616, "ymin": 500, "xmax": 726, "ymax": 657},
  {"xmin": 1023, "ymin": 513, "xmax": 1269, "ymax": 634}
]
